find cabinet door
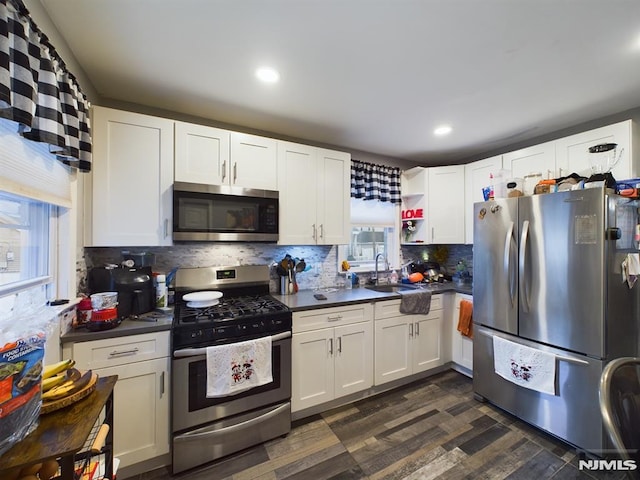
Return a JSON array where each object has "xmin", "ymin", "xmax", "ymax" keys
[
  {"xmin": 503, "ymin": 141, "xmax": 556, "ymax": 180},
  {"xmin": 277, "ymin": 141, "xmax": 318, "ymax": 245},
  {"xmin": 94, "ymin": 357, "xmax": 170, "ymax": 468},
  {"xmin": 464, "ymin": 156, "xmax": 502, "ymax": 244},
  {"xmin": 428, "ymin": 166, "xmax": 465, "ymax": 244},
  {"xmin": 412, "ymin": 311, "xmax": 443, "ymax": 373},
  {"xmin": 452, "ymin": 294, "xmax": 473, "ymax": 374},
  {"xmin": 174, "ymin": 122, "xmax": 230, "ymax": 185},
  {"xmin": 555, "ymin": 120, "xmax": 632, "ymax": 180},
  {"xmin": 90, "ymin": 107, "xmax": 173, "ymax": 246},
  {"xmin": 316, "ymin": 148, "xmax": 351, "ymax": 245},
  {"xmin": 292, "ymin": 329, "xmax": 334, "ymax": 411},
  {"xmin": 334, "ymin": 321, "xmax": 373, "ymax": 398},
  {"xmin": 374, "ymin": 317, "xmax": 411, "ymax": 385},
  {"xmin": 230, "ymin": 132, "xmax": 278, "ymax": 190}
]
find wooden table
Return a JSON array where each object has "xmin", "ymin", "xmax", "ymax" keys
[{"xmin": 0, "ymin": 375, "xmax": 117, "ymax": 480}]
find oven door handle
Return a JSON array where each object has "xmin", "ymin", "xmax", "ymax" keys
[
  {"xmin": 173, "ymin": 403, "xmax": 290, "ymax": 442},
  {"xmin": 173, "ymin": 331, "xmax": 292, "ymax": 358}
]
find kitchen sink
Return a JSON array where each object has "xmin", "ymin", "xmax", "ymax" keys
[{"xmin": 365, "ymin": 284, "xmax": 421, "ymax": 293}]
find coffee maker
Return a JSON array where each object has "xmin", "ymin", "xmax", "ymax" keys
[{"xmin": 89, "ymin": 266, "xmax": 156, "ymax": 319}]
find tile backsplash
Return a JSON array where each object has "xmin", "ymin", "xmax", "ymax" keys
[{"xmin": 81, "ymin": 243, "xmax": 473, "ymax": 295}]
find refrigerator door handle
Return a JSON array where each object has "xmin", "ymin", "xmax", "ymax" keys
[
  {"xmin": 504, "ymin": 221, "xmax": 517, "ymax": 307},
  {"xmin": 519, "ymin": 220, "xmax": 531, "ymax": 312},
  {"xmin": 477, "ymin": 328, "xmax": 590, "ymax": 366}
]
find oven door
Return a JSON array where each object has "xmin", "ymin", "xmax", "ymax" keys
[{"xmin": 172, "ymin": 332, "xmax": 291, "ymax": 433}]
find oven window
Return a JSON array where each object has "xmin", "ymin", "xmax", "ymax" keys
[{"xmin": 188, "ymin": 344, "xmax": 282, "ymax": 411}]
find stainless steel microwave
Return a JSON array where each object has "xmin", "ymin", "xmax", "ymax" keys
[{"xmin": 173, "ymin": 182, "xmax": 279, "ymax": 242}]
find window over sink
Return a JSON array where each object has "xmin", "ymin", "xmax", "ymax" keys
[{"xmin": 337, "ymin": 198, "xmax": 400, "ymax": 274}]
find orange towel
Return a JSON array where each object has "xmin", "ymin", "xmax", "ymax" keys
[{"xmin": 457, "ymin": 300, "xmax": 473, "ymax": 338}]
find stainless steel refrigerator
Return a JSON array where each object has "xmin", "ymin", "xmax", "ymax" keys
[{"xmin": 473, "ymin": 187, "xmax": 638, "ymax": 453}]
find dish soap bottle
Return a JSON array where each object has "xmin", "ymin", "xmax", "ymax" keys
[{"xmin": 389, "ymin": 269, "xmax": 398, "ymax": 284}]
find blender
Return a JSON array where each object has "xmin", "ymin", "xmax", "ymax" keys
[
  {"xmin": 588, "ymin": 143, "xmax": 623, "ymax": 174},
  {"xmin": 585, "ymin": 143, "xmax": 623, "ymax": 189}
]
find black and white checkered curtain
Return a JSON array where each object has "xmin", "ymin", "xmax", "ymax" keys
[
  {"xmin": 350, "ymin": 159, "xmax": 401, "ymax": 204},
  {"xmin": 0, "ymin": 0, "xmax": 91, "ymax": 172}
]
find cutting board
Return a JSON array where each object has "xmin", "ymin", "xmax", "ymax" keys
[{"xmin": 40, "ymin": 373, "xmax": 99, "ymax": 415}]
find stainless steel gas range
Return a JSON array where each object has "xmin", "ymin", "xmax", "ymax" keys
[{"xmin": 171, "ymin": 265, "xmax": 292, "ymax": 474}]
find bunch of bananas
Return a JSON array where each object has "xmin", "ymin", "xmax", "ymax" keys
[{"xmin": 41, "ymin": 359, "xmax": 93, "ymax": 402}]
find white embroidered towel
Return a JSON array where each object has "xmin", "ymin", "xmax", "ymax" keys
[
  {"xmin": 206, "ymin": 336, "xmax": 273, "ymax": 398},
  {"xmin": 493, "ymin": 335, "xmax": 556, "ymax": 396}
]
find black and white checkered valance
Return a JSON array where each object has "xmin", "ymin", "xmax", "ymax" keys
[
  {"xmin": 0, "ymin": 0, "xmax": 91, "ymax": 172},
  {"xmin": 351, "ymin": 159, "xmax": 401, "ymax": 204}
]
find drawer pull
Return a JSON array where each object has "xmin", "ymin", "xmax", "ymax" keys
[
  {"xmin": 327, "ymin": 315, "xmax": 342, "ymax": 322},
  {"xmin": 109, "ymin": 347, "xmax": 139, "ymax": 357}
]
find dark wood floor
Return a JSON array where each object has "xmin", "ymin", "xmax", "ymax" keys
[{"xmin": 135, "ymin": 370, "xmax": 625, "ymax": 480}]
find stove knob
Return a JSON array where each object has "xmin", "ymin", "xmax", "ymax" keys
[{"xmin": 191, "ymin": 330, "xmax": 203, "ymax": 338}]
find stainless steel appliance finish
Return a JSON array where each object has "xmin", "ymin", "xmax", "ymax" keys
[
  {"xmin": 473, "ymin": 188, "xmax": 638, "ymax": 454},
  {"xmin": 171, "ymin": 265, "xmax": 292, "ymax": 474},
  {"xmin": 172, "ymin": 181, "xmax": 279, "ymax": 242}
]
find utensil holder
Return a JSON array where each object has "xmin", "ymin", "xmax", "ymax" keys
[{"xmin": 280, "ymin": 277, "xmax": 290, "ymax": 295}]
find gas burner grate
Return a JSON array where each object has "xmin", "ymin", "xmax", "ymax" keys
[{"xmin": 175, "ymin": 294, "xmax": 289, "ymax": 325}]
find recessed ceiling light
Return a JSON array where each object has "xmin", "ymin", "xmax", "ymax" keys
[
  {"xmin": 255, "ymin": 67, "xmax": 280, "ymax": 83},
  {"xmin": 434, "ymin": 125, "xmax": 452, "ymax": 136}
]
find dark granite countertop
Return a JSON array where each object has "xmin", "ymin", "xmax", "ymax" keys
[
  {"xmin": 273, "ymin": 282, "xmax": 472, "ymax": 312},
  {"xmin": 61, "ymin": 309, "xmax": 173, "ymax": 344}
]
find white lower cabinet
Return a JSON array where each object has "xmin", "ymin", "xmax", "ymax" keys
[
  {"xmin": 451, "ymin": 293, "xmax": 473, "ymax": 374},
  {"xmin": 62, "ymin": 332, "xmax": 170, "ymax": 470},
  {"xmin": 292, "ymin": 304, "xmax": 373, "ymax": 412},
  {"xmin": 374, "ymin": 296, "xmax": 445, "ymax": 385}
]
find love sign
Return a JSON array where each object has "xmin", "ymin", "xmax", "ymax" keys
[{"xmin": 401, "ymin": 208, "xmax": 423, "ymax": 219}]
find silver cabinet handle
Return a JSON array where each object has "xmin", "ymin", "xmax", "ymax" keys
[
  {"xmin": 415, "ymin": 322, "xmax": 420, "ymax": 336},
  {"xmin": 328, "ymin": 338, "xmax": 333, "ymax": 356},
  {"xmin": 337, "ymin": 336, "xmax": 342, "ymax": 353},
  {"xmin": 319, "ymin": 224, "xmax": 324, "ymax": 240},
  {"xmin": 109, "ymin": 347, "xmax": 139, "ymax": 357},
  {"xmin": 312, "ymin": 224, "xmax": 317, "ymax": 241},
  {"xmin": 431, "ymin": 227, "xmax": 435, "ymax": 242},
  {"xmin": 160, "ymin": 371, "xmax": 165, "ymax": 397},
  {"xmin": 409, "ymin": 323, "xmax": 413, "ymax": 337},
  {"xmin": 221, "ymin": 160, "xmax": 227, "ymax": 182},
  {"xmin": 164, "ymin": 218, "xmax": 169, "ymax": 238},
  {"xmin": 327, "ymin": 315, "xmax": 342, "ymax": 322},
  {"xmin": 233, "ymin": 162, "xmax": 237, "ymax": 183}
]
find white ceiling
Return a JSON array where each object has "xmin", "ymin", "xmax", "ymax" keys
[{"xmin": 38, "ymin": 0, "xmax": 640, "ymax": 165}]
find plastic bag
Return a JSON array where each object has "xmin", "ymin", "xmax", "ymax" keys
[
  {"xmin": 0, "ymin": 333, "xmax": 45, "ymax": 456},
  {"xmin": 0, "ymin": 289, "xmax": 57, "ymax": 456}
]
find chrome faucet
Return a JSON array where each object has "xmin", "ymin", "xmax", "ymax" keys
[{"xmin": 374, "ymin": 253, "xmax": 386, "ymax": 285}]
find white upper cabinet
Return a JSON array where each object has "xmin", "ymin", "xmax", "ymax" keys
[
  {"xmin": 174, "ymin": 122, "xmax": 229, "ymax": 185},
  {"xmin": 427, "ymin": 165, "xmax": 465, "ymax": 244},
  {"xmin": 316, "ymin": 148, "xmax": 351, "ymax": 245},
  {"xmin": 230, "ymin": 132, "xmax": 278, "ymax": 190},
  {"xmin": 175, "ymin": 122, "xmax": 278, "ymax": 190},
  {"xmin": 555, "ymin": 120, "xmax": 637, "ymax": 180},
  {"xmin": 88, "ymin": 106, "xmax": 174, "ymax": 247},
  {"xmin": 464, "ymin": 155, "xmax": 502, "ymax": 244},
  {"xmin": 277, "ymin": 141, "xmax": 350, "ymax": 245},
  {"xmin": 400, "ymin": 165, "xmax": 464, "ymax": 244},
  {"xmin": 502, "ymin": 141, "xmax": 557, "ymax": 180}
]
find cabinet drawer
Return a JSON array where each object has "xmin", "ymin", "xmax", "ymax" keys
[
  {"xmin": 70, "ymin": 331, "xmax": 170, "ymax": 369},
  {"xmin": 374, "ymin": 295, "xmax": 443, "ymax": 320},
  {"xmin": 293, "ymin": 303, "xmax": 373, "ymax": 333}
]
